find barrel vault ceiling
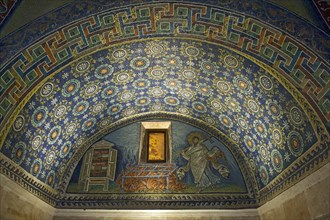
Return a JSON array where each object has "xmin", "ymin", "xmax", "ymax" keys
[{"xmin": 0, "ymin": 0, "xmax": 329, "ymax": 209}]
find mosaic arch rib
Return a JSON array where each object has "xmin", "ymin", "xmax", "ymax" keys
[
  {"xmin": 1, "ymin": 38, "xmax": 321, "ymax": 193},
  {"xmin": 0, "ymin": 1, "xmax": 329, "ymax": 135}
]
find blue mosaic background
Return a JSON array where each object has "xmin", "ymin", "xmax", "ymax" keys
[
  {"xmin": 68, "ymin": 120, "xmax": 247, "ymax": 193},
  {"xmin": 2, "ymin": 39, "xmax": 317, "ymax": 190}
]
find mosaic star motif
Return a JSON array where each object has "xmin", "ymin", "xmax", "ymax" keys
[{"xmin": 2, "ymin": 39, "xmax": 317, "ymax": 190}]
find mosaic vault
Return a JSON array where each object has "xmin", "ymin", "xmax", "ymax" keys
[{"xmin": 0, "ymin": 0, "xmax": 329, "ymax": 209}]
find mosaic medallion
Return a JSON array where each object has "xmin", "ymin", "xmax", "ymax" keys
[
  {"xmin": 259, "ymin": 75, "xmax": 273, "ymax": 91},
  {"xmin": 259, "ymin": 166, "xmax": 269, "ymax": 185},
  {"xmin": 234, "ymin": 76, "xmax": 252, "ymax": 94},
  {"xmin": 92, "ymin": 102, "xmax": 105, "ymax": 114},
  {"xmin": 31, "ymin": 135, "xmax": 43, "ymax": 151},
  {"xmin": 249, "ymin": 158, "xmax": 257, "ymax": 171},
  {"xmin": 48, "ymin": 125, "xmax": 61, "ymax": 144},
  {"xmin": 102, "ymin": 86, "xmax": 118, "ymax": 99},
  {"xmin": 149, "ymin": 67, "xmax": 165, "ymax": 79},
  {"xmin": 254, "ymin": 120, "xmax": 267, "ymax": 138},
  {"xmin": 31, "ymin": 158, "xmax": 42, "ymax": 177},
  {"xmin": 205, "ymin": 116, "xmax": 216, "ymax": 125},
  {"xmin": 165, "ymin": 79, "xmax": 181, "ymax": 90},
  {"xmin": 210, "ymin": 99, "xmax": 222, "ymax": 111},
  {"xmin": 201, "ymin": 61, "xmax": 216, "ymax": 74},
  {"xmin": 123, "ymin": 107, "xmax": 136, "ymax": 117},
  {"xmin": 108, "ymin": 104, "xmax": 123, "ymax": 115},
  {"xmin": 46, "ymin": 151, "xmax": 56, "ymax": 164},
  {"xmin": 179, "ymin": 89, "xmax": 194, "ymax": 100},
  {"xmin": 112, "ymin": 49, "xmax": 128, "ymax": 60},
  {"xmin": 289, "ymin": 106, "xmax": 304, "ymax": 126},
  {"xmin": 259, "ymin": 145, "xmax": 270, "ymax": 163},
  {"xmin": 46, "ymin": 171, "xmax": 55, "ymax": 187},
  {"xmin": 135, "ymin": 97, "xmax": 150, "ymax": 106},
  {"xmin": 271, "ymin": 149, "xmax": 283, "ymax": 173},
  {"xmin": 75, "ymin": 137, "xmax": 85, "ymax": 148},
  {"xmin": 266, "ymin": 100, "xmax": 282, "ymax": 119},
  {"xmin": 287, "ymin": 131, "xmax": 304, "ymax": 157},
  {"xmin": 60, "ymin": 141, "xmax": 71, "ymax": 158},
  {"xmin": 238, "ymin": 118, "xmax": 248, "ymax": 130},
  {"xmin": 114, "ymin": 71, "xmax": 132, "ymax": 84},
  {"xmin": 11, "ymin": 141, "xmax": 27, "ymax": 165},
  {"xmin": 192, "ymin": 101, "xmax": 207, "ymax": 113},
  {"xmin": 163, "ymin": 55, "xmax": 182, "ymax": 69},
  {"xmin": 130, "ymin": 57, "xmax": 150, "ymax": 70},
  {"xmin": 178, "ymin": 107, "xmax": 189, "ymax": 114},
  {"xmin": 40, "ymin": 82, "xmax": 54, "ymax": 97},
  {"xmin": 84, "ymin": 83, "xmax": 98, "ymax": 96},
  {"xmin": 164, "ymin": 96, "xmax": 180, "ymax": 106},
  {"xmin": 224, "ymin": 55, "xmax": 239, "ymax": 68},
  {"xmin": 99, "ymin": 117, "xmax": 112, "ymax": 128},
  {"xmin": 226, "ymin": 97, "xmax": 240, "ymax": 112},
  {"xmin": 184, "ymin": 45, "xmax": 200, "ymax": 57},
  {"xmin": 13, "ymin": 115, "xmax": 25, "ymax": 131},
  {"xmin": 151, "ymin": 102, "xmax": 163, "ymax": 111},
  {"xmin": 134, "ymin": 79, "xmax": 150, "ymax": 90},
  {"xmin": 31, "ymin": 106, "xmax": 48, "ymax": 127},
  {"xmin": 150, "ymin": 86, "xmax": 164, "ymax": 98},
  {"xmin": 73, "ymin": 101, "xmax": 89, "ymax": 116},
  {"xmin": 182, "ymin": 69, "xmax": 196, "ymax": 80},
  {"xmin": 230, "ymin": 132, "xmax": 240, "ymax": 143},
  {"xmin": 248, "ymin": 99, "xmax": 260, "ymax": 113},
  {"xmin": 76, "ymin": 61, "xmax": 90, "ymax": 72},
  {"xmin": 95, "ymin": 64, "xmax": 114, "ymax": 79},
  {"xmin": 219, "ymin": 114, "xmax": 233, "ymax": 128},
  {"xmin": 62, "ymin": 79, "xmax": 80, "ymax": 97},
  {"xmin": 82, "ymin": 118, "xmax": 96, "ymax": 131},
  {"xmin": 198, "ymin": 84, "xmax": 212, "ymax": 96},
  {"xmin": 216, "ymin": 80, "xmax": 231, "ymax": 93},
  {"xmin": 120, "ymin": 91, "xmax": 134, "ymax": 102},
  {"xmin": 271, "ymin": 128, "xmax": 283, "ymax": 146},
  {"xmin": 65, "ymin": 122, "xmax": 77, "ymax": 135},
  {"xmin": 54, "ymin": 105, "xmax": 67, "ymax": 119},
  {"xmin": 244, "ymin": 135, "xmax": 256, "ymax": 152}
]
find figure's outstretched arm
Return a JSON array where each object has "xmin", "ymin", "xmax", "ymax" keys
[
  {"xmin": 181, "ymin": 146, "xmax": 191, "ymax": 160},
  {"xmin": 198, "ymin": 137, "xmax": 210, "ymax": 144}
]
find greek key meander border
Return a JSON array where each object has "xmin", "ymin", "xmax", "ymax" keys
[
  {"xmin": 2, "ymin": 36, "xmax": 325, "ymax": 193},
  {"xmin": 1, "ymin": 36, "xmax": 327, "ymax": 152},
  {"xmin": 0, "ymin": 36, "xmax": 328, "ymax": 208},
  {"xmin": 0, "ymin": 1, "xmax": 329, "ymax": 133},
  {"xmin": 1, "ymin": 0, "xmax": 328, "ymax": 64}
]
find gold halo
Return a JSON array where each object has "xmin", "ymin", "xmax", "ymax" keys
[{"xmin": 187, "ymin": 131, "xmax": 204, "ymax": 145}]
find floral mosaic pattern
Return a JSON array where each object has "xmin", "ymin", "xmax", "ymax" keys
[{"xmin": 2, "ymin": 39, "xmax": 317, "ymax": 190}]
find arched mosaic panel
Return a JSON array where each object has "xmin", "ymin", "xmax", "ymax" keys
[
  {"xmin": 68, "ymin": 121, "xmax": 246, "ymax": 193},
  {"xmin": 1, "ymin": 38, "xmax": 320, "ymax": 188},
  {"xmin": 0, "ymin": 0, "xmax": 328, "ymax": 209}
]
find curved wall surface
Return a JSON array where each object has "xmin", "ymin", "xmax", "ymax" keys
[{"xmin": 0, "ymin": 0, "xmax": 329, "ymax": 209}]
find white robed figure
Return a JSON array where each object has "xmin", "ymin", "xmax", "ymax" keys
[{"xmin": 178, "ymin": 132, "xmax": 230, "ymax": 189}]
